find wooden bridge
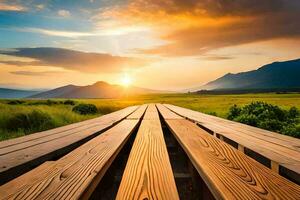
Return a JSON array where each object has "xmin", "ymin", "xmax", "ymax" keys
[{"xmin": 0, "ymin": 104, "xmax": 299, "ymax": 199}]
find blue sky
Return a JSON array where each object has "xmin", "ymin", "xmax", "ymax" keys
[
  {"xmin": 0, "ymin": 0, "xmax": 99, "ymax": 48},
  {"xmin": 0, "ymin": 0, "xmax": 300, "ymax": 90}
]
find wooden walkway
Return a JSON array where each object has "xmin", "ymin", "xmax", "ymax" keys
[{"xmin": 0, "ymin": 104, "xmax": 299, "ymax": 199}]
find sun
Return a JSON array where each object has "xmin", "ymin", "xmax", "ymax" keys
[{"xmin": 121, "ymin": 74, "xmax": 132, "ymax": 87}]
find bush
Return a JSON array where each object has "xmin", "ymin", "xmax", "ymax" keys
[
  {"xmin": 6, "ymin": 110, "xmax": 54, "ymax": 133},
  {"xmin": 45, "ymin": 99, "xmax": 58, "ymax": 105},
  {"xmin": 281, "ymin": 124, "xmax": 300, "ymax": 138},
  {"xmin": 63, "ymin": 100, "xmax": 76, "ymax": 105},
  {"xmin": 206, "ymin": 111, "xmax": 217, "ymax": 116},
  {"xmin": 288, "ymin": 107, "xmax": 299, "ymax": 118},
  {"xmin": 72, "ymin": 104, "xmax": 97, "ymax": 115},
  {"xmin": 227, "ymin": 102, "xmax": 300, "ymax": 138},
  {"xmin": 27, "ymin": 99, "xmax": 59, "ymax": 106},
  {"xmin": 7, "ymin": 100, "xmax": 25, "ymax": 105},
  {"xmin": 235, "ymin": 114, "xmax": 258, "ymax": 126},
  {"xmin": 227, "ymin": 104, "xmax": 241, "ymax": 120}
]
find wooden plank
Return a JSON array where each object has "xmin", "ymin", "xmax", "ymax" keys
[
  {"xmin": 165, "ymin": 104, "xmax": 300, "ymax": 151},
  {"xmin": 238, "ymin": 144, "xmax": 245, "ymax": 153},
  {"xmin": 0, "ymin": 106, "xmax": 138, "ymax": 184},
  {"xmin": 208, "ymin": 122, "xmax": 300, "ymax": 159},
  {"xmin": 194, "ymin": 120, "xmax": 300, "ymax": 173},
  {"xmin": 164, "ymin": 104, "xmax": 300, "ymax": 175},
  {"xmin": 116, "ymin": 119, "xmax": 179, "ymax": 200},
  {"xmin": 156, "ymin": 104, "xmax": 183, "ymax": 119},
  {"xmin": 143, "ymin": 104, "xmax": 160, "ymax": 120},
  {"xmin": 127, "ymin": 104, "xmax": 148, "ymax": 119},
  {"xmin": 0, "ymin": 119, "xmax": 139, "ymax": 200},
  {"xmin": 271, "ymin": 161, "xmax": 280, "ymax": 173},
  {"xmin": 165, "ymin": 119, "xmax": 300, "ymax": 199}
]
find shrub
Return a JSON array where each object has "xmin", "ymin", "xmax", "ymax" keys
[
  {"xmin": 227, "ymin": 104, "xmax": 241, "ymax": 120},
  {"xmin": 288, "ymin": 107, "xmax": 299, "ymax": 118},
  {"xmin": 72, "ymin": 104, "xmax": 97, "ymax": 115},
  {"xmin": 241, "ymin": 102, "xmax": 286, "ymax": 121},
  {"xmin": 46, "ymin": 99, "xmax": 58, "ymax": 105},
  {"xmin": 227, "ymin": 102, "xmax": 300, "ymax": 138},
  {"xmin": 206, "ymin": 111, "xmax": 217, "ymax": 116},
  {"xmin": 235, "ymin": 114, "xmax": 258, "ymax": 126},
  {"xmin": 6, "ymin": 110, "xmax": 54, "ymax": 133},
  {"xmin": 27, "ymin": 99, "xmax": 59, "ymax": 106},
  {"xmin": 281, "ymin": 124, "xmax": 300, "ymax": 138},
  {"xmin": 63, "ymin": 100, "xmax": 76, "ymax": 105},
  {"xmin": 7, "ymin": 100, "xmax": 25, "ymax": 105}
]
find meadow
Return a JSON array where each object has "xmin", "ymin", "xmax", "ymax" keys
[{"xmin": 0, "ymin": 93, "xmax": 299, "ymax": 141}]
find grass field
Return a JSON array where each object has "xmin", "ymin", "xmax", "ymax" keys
[{"xmin": 0, "ymin": 93, "xmax": 299, "ymax": 141}]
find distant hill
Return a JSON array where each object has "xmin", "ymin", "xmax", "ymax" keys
[
  {"xmin": 29, "ymin": 85, "xmax": 81, "ymax": 99},
  {"xmin": 0, "ymin": 88, "xmax": 40, "ymax": 98},
  {"xmin": 198, "ymin": 59, "xmax": 300, "ymax": 91},
  {"xmin": 29, "ymin": 81, "xmax": 167, "ymax": 99}
]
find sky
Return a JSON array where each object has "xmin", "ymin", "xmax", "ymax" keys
[{"xmin": 0, "ymin": 0, "xmax": 300, "ymax": 91}]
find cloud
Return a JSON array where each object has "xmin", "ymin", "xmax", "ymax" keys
[
  {"xmin": 11, "ymin": 27, "xmax": 95, "ymax": 38},
  {"xmin": 0, "ymin": 47, "xmax": 148, "ymax": 73},
  {"xmin": 35, "ymin": 4, "xmax": 45, "ymax": 10},
  {"xmin": 202, "ymin": 55, "xmax": 234, "ymax": 61},
  {"xmin": 0, "ymin": 2, "xmax": 26, "ymax": 11},
  {"xmin": 10, "ymin": 26, "xmax": 145, "ymax": 38},
  {"xmin": 58, "ymin": 9, "xmax": 71, "ymax": 17},
  {"xmin": 10, "ymin": 71, "xmax": 64, "ymax": 76},
  {"xmin": 0, "ymin": 60, "xmax": 39, "ymax": 66},
  {"xmin": 100, "ymin": 0, "xmax": 300, "ymax": 56}
]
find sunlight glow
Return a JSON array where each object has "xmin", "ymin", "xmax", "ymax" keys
[{"xmin": 121, "ymin": 74, "xmax": 132, "ymax": 87}]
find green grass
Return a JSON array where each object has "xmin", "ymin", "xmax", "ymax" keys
[
  {"xmin": 0, "ymin": 102, "xmax": 96, "ymax": 141},
  {"xmin": 0, "ymin": 93, "xmax": 300, "ymax": 141}
]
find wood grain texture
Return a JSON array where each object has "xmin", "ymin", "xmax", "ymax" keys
[
  {"xmin": 165, "ymin": 119, "xmax": 300, "ymax": 200},
  {"xmin": 165, "ymin": 104, "xmax": 300, "ymax": 151},
  {"xmin": 0, "ymin": 119, "xmax": 139, "ymax": 200},
  {"xmin": 116, "ymin": 119, "xmax": 179, "ymax": 200},
  {"xmin": 156, "ymin": 104, "xmax": 183, "ymax": 119},
  {"xmin": 201, "ymin": 122, "xmax": 300, "ymax": 174},
  {"xmin": 164, "ymin": 104, "xmax": 300, "ymax": 175},
  {"xmin": 143, "ymin": 104, "xmax": 160, "ymax": 120},
  {"xmin": 127, "ymin": 104, "xmax": 148, "ymax": 119},
  {"xmin": 0, "ymin": 106, "xmax": 138, "ymax": 181}
]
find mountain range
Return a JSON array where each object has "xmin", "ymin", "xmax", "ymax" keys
[
  {"xmin": 29, "ymin": 81, "xmax": 166, "ymax": 99},
  {"xmin": 198, "ymin": 58, "xmax": 300, "ymax": 91},
  {"xmin": 0, "ymin": 88, "xmax": 40, "ymax": 98}
]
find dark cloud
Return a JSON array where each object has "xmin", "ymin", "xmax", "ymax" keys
[
  {"xmin": 139, "ymin": 11, "xmax": 300, "ymax": 56},
  {"xmin": 202, "ymin": 55, "xmax": 234, "ymax": 61},
  {"xmin": 0, "ymin": 47, "xmax": 147, "ymax": 73},
  {"xmin": 10, "ymin": 71, "xmax": 64, "ymax": 76},
  {"xmin": 108, "ymin": 0, "xmax": 300, "ymax": 56}
]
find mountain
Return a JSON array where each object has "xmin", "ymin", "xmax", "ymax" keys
[
  {"xmin": 0, "ymin": 88, "xmax": 40, "ymax": 98},
  {"xmin": 29, "ymin": 81, "xmax": 166, "ymax": 99},
  {"xmin": 198, "ymin": 59, "xmax": 300, "ymax": 91},
  {"xmin": 29, "ymin": 85, "xmax": 81, "ymax": 98}
]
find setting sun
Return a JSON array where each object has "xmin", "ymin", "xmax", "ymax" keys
[{"xmin": 121, "ymin": 74, "xmax": 132, "ymax": 87}]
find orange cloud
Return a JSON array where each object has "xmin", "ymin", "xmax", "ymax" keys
[
  {"xmin": 0, "ymin": 48, "xmax": 148, "ymax": 73},
  {"xmin": 99, "ymin": 0, "xmax": 300, "ymax": 56},
  {"xmin": 0, "ymin": 2, "xmax": 26, "ymax": 11}
]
